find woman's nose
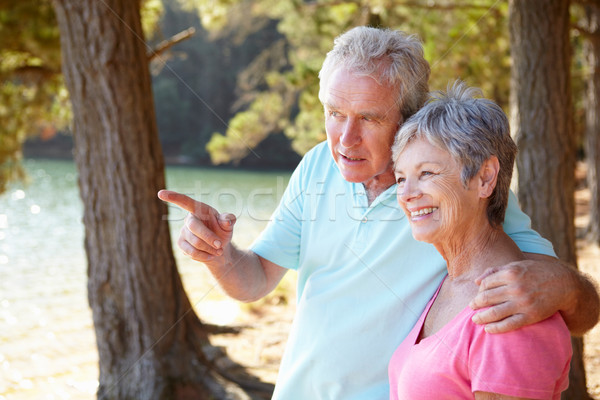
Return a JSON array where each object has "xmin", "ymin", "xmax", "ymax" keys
[{"xmin": 397, "ymin": 178, "xmax": 422, "ymax": 204}]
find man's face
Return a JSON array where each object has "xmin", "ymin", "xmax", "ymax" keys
[{"xmin": 323, "ymin": 68, "xmax": 402, "ymax": 191}]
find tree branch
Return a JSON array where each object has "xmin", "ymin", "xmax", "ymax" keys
[
  {"xmin": 303, "ymin": 0, "xmax": 496, "ymax": 12},
  {"xmin": 573, "ymin": 0, "xmax": 600, "ymax": 7},
  {"xmin": 572, "ymin": 23, "xmax": 597, "ymax": 39},
  {"xmin": 147, "ymin": 27, "xmax": 196, "ymax": 61},
  {"xmin": 9, "ymin": 65, "xmax": 59, "ymax": 85}
]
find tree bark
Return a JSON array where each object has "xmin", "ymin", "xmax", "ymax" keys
[
  {"xmin": 51, "ymin": 1, "xmax": 253, "ymax": 398},
  {"xmin": 509, "ymin": 1, "xmax": 589, "ymax": 399},
  {"xmin": 584, "ymin": 3, "xmax": 600, "ymax": 244}
]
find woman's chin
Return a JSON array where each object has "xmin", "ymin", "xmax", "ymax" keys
[{"xmin": 411, "ymin": 231, "xmax": 436, "ymax": 244}]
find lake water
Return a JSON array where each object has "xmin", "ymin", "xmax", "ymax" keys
[{"xmin": 0, "ymin": 159, "xmax": 291, "ymax": 399}]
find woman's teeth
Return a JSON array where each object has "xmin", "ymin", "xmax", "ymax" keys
[{"xmin": 411, "ymin": 207, "xmax": 438, "ymax": 217}]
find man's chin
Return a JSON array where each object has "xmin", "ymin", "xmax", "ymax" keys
[{"xmin": 339, "ymin": 171, "xmax": 366, "ymax": 184}]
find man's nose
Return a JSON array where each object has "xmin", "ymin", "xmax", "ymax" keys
[{"xmin": 339, "ymin": 119, "xmax": 361, "ymax": 148}]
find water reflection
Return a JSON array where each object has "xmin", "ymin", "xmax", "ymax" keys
[{"xmin": 0, "ymin": 159, "xmax": 290, "ymax": 399}]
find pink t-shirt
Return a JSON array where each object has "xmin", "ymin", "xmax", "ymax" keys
[{"xmin": 388, "ymin": 286, "xmax": 572, "ymax": 400}]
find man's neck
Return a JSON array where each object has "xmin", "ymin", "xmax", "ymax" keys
[{"xmin": 363, "ymin": 172, "xmax": 396, "ymax": 205}]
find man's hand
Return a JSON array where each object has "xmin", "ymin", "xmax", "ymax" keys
[
  {"xmin": 469, "ymin": 254, "xmax": 599, "ymax": 336},
  {"xmin": 158, "ymin": 190, "xmax": 287, "ymax": 302},
  {"xmin": 158, "ymin": 190, "xmax": 236, "ymax": 264}
]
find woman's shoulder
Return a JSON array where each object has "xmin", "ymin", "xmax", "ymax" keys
[
  {"xmin": 467, "ymin": 312, "xmax": 572, "ymax": 397},
  {"xmin": 466, "ymin": 311, "xmax": 572, "ymax": 357}
]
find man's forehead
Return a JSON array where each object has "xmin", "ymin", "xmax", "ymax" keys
[
  {"xmin": 329, "ymin": 67, "xmax": 384, "ymax": 87},
  {"xmin": 325, "ymin": 92, "xmax": 401, "ymax": 126},
  {"xmin": 326, "ymin": 75, "xmax": 395, "ymax": 104},
  {"xmin": 324, "ymin": 90, "xmax": 385, "ymax": 108}
]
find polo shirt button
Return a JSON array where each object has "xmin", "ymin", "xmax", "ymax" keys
[{"xmin": 362, "ymin": 217, "xmax": 368, "ymax": 223}]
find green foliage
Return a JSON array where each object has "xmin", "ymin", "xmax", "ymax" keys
[
  {"xmin": 0, "ymin": 0, "xmax": 65, "ymax": 193},
  {"xmin": 0, "ymin": 0, "xmax": 163, "ymax": 193},
  {"xmin": 207, "ymin": 90, "xmax": 290, "ymax": 164},
  {"xmin": 415, "ymin": 1, "xmax": 510, "ymax": 106},
  {"xmin": 142, "ymin": 0, "xmax": 165, "ymax": 34},
  {"xmin": 0, "ymin": 0, "xmax": 514, "ymax": 174},
  {"xmin": 285, "ymin": 85, "xmax": 325, "ymax": 156},
  {"xmin": 199, "ymin": 0, "xmax": 511, "ymax": 164},
  {"xmin": 153, "ymin": 0, "xmax": 288, "ymax": 164}
]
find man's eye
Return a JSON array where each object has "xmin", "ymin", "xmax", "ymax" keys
[{"xmin": 421, "ymin": 171, "xmax": 433, "ymax": 177}]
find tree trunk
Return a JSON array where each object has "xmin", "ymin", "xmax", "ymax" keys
[
  {"xmin": 509, "ymin": 1, "xmax": 589, "ymax": 399},
  {"xmin": 51, "ymin": 1, "xmax": 253, "ymax": 398},
  {"xmin": 584, "ymin": 3, "xmax": 600, "ymax": 244}
]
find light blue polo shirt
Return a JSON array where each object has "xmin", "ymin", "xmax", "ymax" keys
[{"xmin": 251, "ymin": 142, "xmax": 555, "ymax": 400}]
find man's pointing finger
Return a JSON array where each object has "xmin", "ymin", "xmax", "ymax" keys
[{"xmin": 158, "ymin": 190, "xmax": 203, "ymax": 215}]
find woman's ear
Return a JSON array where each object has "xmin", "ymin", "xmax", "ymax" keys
[{"xmin": 478, "ymin": 156, "xmax": 499, "ymax": 199}]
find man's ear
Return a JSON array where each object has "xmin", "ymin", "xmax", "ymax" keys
[{"xmin": 478, "ymin": 156, "xmax": 499, "ymax": 199}]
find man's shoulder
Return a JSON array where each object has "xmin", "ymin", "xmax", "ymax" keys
[
  {"xmin": 296, "ymin": 141, "xmax": 337, "ymax": 177},
  {"xmin": 288, "ymin": 141, "xmax": 346, "ymax": 195},
  {"xmin": 302, "ymin": 141, "xmax": 332, "ymax": 166}
]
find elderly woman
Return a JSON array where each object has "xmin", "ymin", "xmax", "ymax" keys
[{"xmin": 388, "ymin": 81, "xmax": 572, "ymax": 400}]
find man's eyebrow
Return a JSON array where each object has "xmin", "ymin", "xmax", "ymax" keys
[
  {"xmin": 361, "ymin": 111, "xmax": 383, "ymax": 120},
  {"xmin": 322, "ymin": 103, "xmax": 386, "ymax": 121}
]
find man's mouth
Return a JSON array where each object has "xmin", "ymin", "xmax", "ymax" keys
[{"xmin": 340, "ymin": 153, "xmax": 364, "ymax": 161}]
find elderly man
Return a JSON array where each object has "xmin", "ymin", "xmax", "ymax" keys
[{"xmin": 159, "ymin": 27, "xmax": 599, "ymax": 400}]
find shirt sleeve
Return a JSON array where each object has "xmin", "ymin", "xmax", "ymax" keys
[
  {"xmin": 469, "ymin": 313, "xmax": 572, "ymax": 399},
  {"xmin": 249, "ymin": 148, "xmax": 310, "ymax": 270},
  {"xmin": 503, "ymin": 190, "xmax": 556, "ymax": 257}
]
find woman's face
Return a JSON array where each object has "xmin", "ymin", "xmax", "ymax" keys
[{"xmin": 393, "ymin": 138, "xmax": 481, "ymax": 244}]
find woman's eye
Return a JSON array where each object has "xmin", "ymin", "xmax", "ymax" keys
[{"xmin": 396, "ymin": 177, "xmax": 405, "ymax": 184}]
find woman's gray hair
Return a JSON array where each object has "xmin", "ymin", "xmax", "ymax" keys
[
  {"xmin": 318, "ymin": 26, "xmax": 431, "ymax": 122},
  {"xmin": 392, "ymin": 80, "xmax": 517, "ymax": 227}
]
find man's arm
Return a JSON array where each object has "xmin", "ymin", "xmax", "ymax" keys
[
  {"xmin": 158, "ymin": 190, "xmax": 287, "ymax": 302},
  {"xmin": 203, "ymin": 247, "xmax": 288, "ymax": 303},
  {"xmin": 469, "ymin": 253, "xmax": 600, "ymax": 336}
]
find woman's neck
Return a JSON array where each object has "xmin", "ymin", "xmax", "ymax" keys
[{"xmin": 434, "ymin": 221, "xmax": 524, "ymax": 280}]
